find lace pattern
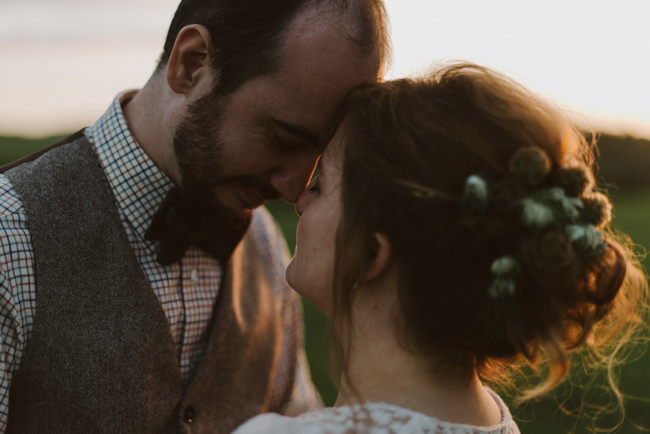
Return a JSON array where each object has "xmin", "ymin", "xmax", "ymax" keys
[
  {"xmin": 232, "ymin": 389, "xmax": 520, "ymax": 434},
  {"xmin": 297, "ymin": 389, "xmax": 517, "ymax": 433}
]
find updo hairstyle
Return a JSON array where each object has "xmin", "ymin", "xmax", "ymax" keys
[{"xmin": 329, "ymin": 63, "xmax": 647, "ymax": 399}]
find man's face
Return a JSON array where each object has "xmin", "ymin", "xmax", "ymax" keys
[{"xmin": 172, "ymin": 6, "xmax": 381, "ymax": 229}]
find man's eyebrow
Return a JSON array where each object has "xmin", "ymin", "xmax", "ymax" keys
[{"xmin": 269, "ymin": 117, "xmax": 320, "ymax": 149}]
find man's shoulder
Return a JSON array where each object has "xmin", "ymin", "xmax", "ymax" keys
[
  {"xmin": 251, "ymin": 207, "xmax": 286, "ymax": 248},
  {"xmin": 0, "ymin": 175, "xmax": 25, "ymax": 220},
  {"xmin": 250, "ymin": 206, "xmax": 292, "ymax": 262},
  {"xmin": 0, "ymin": 174, "xmax": 33, "ymax": 280},
  {"xmin": 245, "ymin": 206, "xmax": 293, "ymax": 298}
]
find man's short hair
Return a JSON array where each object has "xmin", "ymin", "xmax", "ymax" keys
[{"xmin": 158, "ymin": 0, "xmax": 390, "ymax": 96}]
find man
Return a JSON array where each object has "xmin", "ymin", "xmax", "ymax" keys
[{"xmin": 0, "ymin": 0, "xmax": 388, "ymax": 432}]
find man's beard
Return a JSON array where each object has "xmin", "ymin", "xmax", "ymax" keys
[{"xmin": 171, "ymin": 91, "xmax": 279, "ymax": 260}]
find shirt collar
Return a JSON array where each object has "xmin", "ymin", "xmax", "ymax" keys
[{"xmin": 85, "ymin": 90, "xmax": 175, "ymax": 241}]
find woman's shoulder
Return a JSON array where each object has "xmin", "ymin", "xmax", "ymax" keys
[{"xmin": 232, "ymin": 389, "xmax": 520, "ymax": 434}]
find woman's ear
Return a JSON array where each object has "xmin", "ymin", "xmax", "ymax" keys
[
  {"xmin": 361, "ymin": 233, "xmax": 392, "ymax": 283},
  {"xmin": 166, "ymin": 24, "xmax": 214, "ymax": 95}
]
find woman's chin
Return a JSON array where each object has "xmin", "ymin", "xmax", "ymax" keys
[
  {"xmin": 285, "ymin": 261, "xmax": 309, "ymax": 299},
  {"xmin": 285, "ymin": 260, "xmax": 298, "ymax": 290},
  {"xmin": 285, "ymin": 261, "xmax": 332, "ymax": 314}
]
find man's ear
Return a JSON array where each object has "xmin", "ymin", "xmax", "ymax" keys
[
  {"xmin": 166, "ymin": 24, "xmax": 214, "ymax": 95},
  {"xmin": 361, "ymin": 233, "xmax": 392, "ymax": 284}
]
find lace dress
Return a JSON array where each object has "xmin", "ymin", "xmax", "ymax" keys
[{"xmin": 232, "ymin": 389, "xmax": 520, "ymax": 434}]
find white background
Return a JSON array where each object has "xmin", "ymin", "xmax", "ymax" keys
[{"xmin": 1, "ymin": 0, "xmax": 649, "ymax": 138}]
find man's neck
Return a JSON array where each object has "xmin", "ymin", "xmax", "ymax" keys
[{"xmin": 122, "ymin": 73, "xmax": 181, "ymax": 185}]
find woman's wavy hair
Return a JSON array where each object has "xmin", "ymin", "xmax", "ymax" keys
[{"xmin": 328, "ymin": 62, "xmax": 648, "ymax": 403}]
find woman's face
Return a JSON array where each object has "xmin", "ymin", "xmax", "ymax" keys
[{"xmin": 286, "ymin": 132, "xmax": 344, "ymax": 314}]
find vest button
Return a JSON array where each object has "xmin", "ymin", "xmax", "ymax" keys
[{"xmin": 184, "ymin": 406, "xmax": 196, "ymax": 423}]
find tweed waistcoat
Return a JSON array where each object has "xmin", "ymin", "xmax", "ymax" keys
[{"xmin": 3, "ymin": 134, "xmax": 283, "ymax": 434}]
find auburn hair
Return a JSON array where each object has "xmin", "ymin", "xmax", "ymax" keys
[{"xmin": 328, "ymin": 62, "xmax": 647, "ymax": 402}]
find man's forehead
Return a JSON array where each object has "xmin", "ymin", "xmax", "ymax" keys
[
  {"xmin": 278, "ymin": 2, "xmax": 380, "ymax": 76},
  {"xmin": 286, "ymin": 2, "xmax": 349, "ymax": 40}
]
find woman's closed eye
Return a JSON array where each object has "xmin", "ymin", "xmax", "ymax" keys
[{"xmin": 307, "ymin": 175, "xmax": 320, "ymax": 194}]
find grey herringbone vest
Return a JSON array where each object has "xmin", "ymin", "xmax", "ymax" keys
[{"xmin": 3, "ymin": 134, "xmax": 283, "ymax": 434}]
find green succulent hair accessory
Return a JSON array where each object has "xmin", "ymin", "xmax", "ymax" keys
[
  {"xmin": 486, "ymin": 146, "xmax": 611, "ymax": 298},
  {"xmin": 554, "ymin": 165, "xmax": 595, "ymax": 198},
  {"xmin": 565, "ymin": 224, "xmax": 607, "ymax": 259},
  {"xmin": 509, "ymin": 146, "xmax": 552, "ymax": 187},
  {"xmin": 488, "ymin": 256, "xmax": 522, "ymax": 298},
  {"xmin": 461, "ymin": 175, "xmax": 489, "ymax": 217},
  {"xmin": 519, "ymin": 188, "xmax": 583, "ymax": 232},
  {"xmin": 393, "ymin": 145, "xmax": 612, "ymax": 300},
  {"xmin": 580, "ymin": 192, "xmax": 612, "ymax": 228}
]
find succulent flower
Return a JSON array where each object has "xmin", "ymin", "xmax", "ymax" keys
[
  {"xmin": 509, "ymin": 146, "xmax": 552, "ymax": 187},
  {"xmin": 554, "ymin": 165, "xmax": 594, "ymax": 198},
  {"xmin": 520, "ymin": 198, "xmax": 555, "ymax": 231},
  {"xmin": 488, "ymin": 255, "xmax": 521, "ymax": 298},
  {"xmin": 580, "ymin": 192, "xmax": 612, "ymax": 227},
  {"xmin": 565, "ymin": 224, "xmax": 607, "ymax": 259},
  {"xmin": 532, "ymin": 231, "xmax": 577, "ymax": 272},
  {"xmin": 519, "ymin": 188, "xmax": 582, "ymax": 231},
  {"xmin": 462, "ymin": 175, "xmax": 489, "ymax": 217},
  {"xmin": 491, "ymin": 179, "xmax": 526, "ymax": 214}
]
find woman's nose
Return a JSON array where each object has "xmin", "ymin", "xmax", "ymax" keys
[{"xmin": 294, "ymin": 184, "xmax": 313, "ymax": 217}]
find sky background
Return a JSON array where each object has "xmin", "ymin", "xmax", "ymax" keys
[{"xmin": 1, "ymin": 0, "xmax": 649, "ymax": 139}]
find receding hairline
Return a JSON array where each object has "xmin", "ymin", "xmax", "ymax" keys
[{"xmin": 273, "ymin": 0, "xmax": 386, "ymax": 70}]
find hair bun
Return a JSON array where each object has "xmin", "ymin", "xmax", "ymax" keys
[
  {"xmin": 522, "ymin": 231, "xmax": 580, "ymax": 293},
  {"xmin": 491, "ymin": 179, "xmax": 526, "ymax": 214},
  {"xmin": 554, "ymin": 165, "xmax": 595, "ymax": 198},
  {"xmin": 580, "ymin": 192, "xmax": 613, "ymax": 228}
]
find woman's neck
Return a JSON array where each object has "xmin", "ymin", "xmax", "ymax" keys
[{"xmin": 333, "ymin": 283, "xmax": 502, "ymax": 426}]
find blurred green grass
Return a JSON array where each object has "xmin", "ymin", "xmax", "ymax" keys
[
  {"xmin": 0, "ymin": 135, "xmax": 67, "ymax": 166},
  {"xmin": 3, "ymin": 135, "xmax": 650, "ymax": 432}
]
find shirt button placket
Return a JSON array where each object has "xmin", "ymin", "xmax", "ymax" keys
[{"xmin": 190, "ymin": 269, "xmax": 199, "ymax": 284}]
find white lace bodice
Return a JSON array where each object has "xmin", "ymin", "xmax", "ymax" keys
[{"xmin": 232, "ymin": 389, "xmax": 520, "ymax": 434}]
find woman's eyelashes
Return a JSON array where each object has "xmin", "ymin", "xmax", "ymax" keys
[{"xmin": 307, "ymin": 175, "xmax": 320, "ymax": 194}]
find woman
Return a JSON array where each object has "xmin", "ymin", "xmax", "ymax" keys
[{"xmin": 233, "ymin": 63, "xmax": 646, "ymax": 433}]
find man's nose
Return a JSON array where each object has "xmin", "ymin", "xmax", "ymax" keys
[{"xmin": 269, "ymin": 152, "xmax": 319, "ymax": 204}]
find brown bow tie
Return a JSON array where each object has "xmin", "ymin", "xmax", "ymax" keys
[{"xmin": 145, "ymin": 188, "xmax": 245, "ymax": 265}]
